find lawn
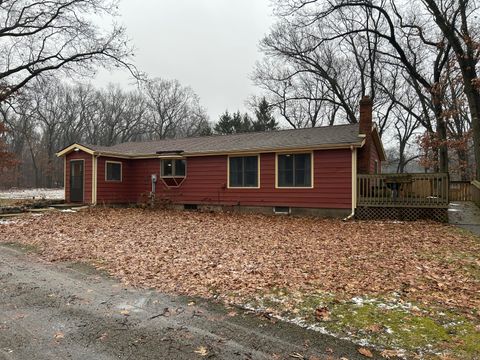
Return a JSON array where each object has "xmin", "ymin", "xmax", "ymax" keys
[
  {"xmin": 1, "ymin": 207, "xmax": 479, "ymax": 359},
  {"xmin": 0, "ymin": 188, "xmax": 64, "ymax": 207}
]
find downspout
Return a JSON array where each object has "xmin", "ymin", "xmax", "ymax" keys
[
  {"xmin": 92, "ymin": 154, "xmax": 99, "ymax": 206},
  {"xmin": 343, "ymin": 146, "xmax": 357, "ymax": 221},
  {"xmin": 64, "ymin": 156, "xmax": 67, "ymax": 202}
]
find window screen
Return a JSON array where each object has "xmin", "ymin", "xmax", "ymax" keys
[
  {"xmin": 106, "ymin": 162, "xmax": 122, "ymax": 181},
  {"xmin": 277, "ymin": 153, "xmax": 312, "ymax": 187},
  {"xmin": 229, "ymin": 156, "xmax": 258, "ymax": 187},
  {"xmin": 161, "ymin": 159, "xmax": 186, "ymax": 177}
]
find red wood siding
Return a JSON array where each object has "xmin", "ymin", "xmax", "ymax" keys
[
  {"xmin": 96, "ymin": 157, "xmax": 135, "ymax": 204},
  {"xmin": 370, "ymin": 142, "xmax": 381, "ymax": 174},
  {"xmin": 65, "ymin": 151, "xmax": 93, "ymax": 204},
  {"xmin": 94, "ymin": 149, "xmax": 353, "ymax": 209},
  {"xmin": 358, "ymin": 135, "xmax": 382, "ymax": 175}
]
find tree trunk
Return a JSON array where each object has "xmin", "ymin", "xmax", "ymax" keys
[
  {"xmin": 436, "ymin": 117, "xmax": 449, "ymax": 173},
  {"xmin": 462, "ymin": 72, "xmax": 480, "ymax": 180},
  {"xmin": 432, "ymin": 90, "xmax": 449, "ymax": 174},
  {"xmin": 456, "ymin": 148, "xmax": 469, "ymax": 181}
]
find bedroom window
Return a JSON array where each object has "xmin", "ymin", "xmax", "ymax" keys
[
  {"xmin": 105, "ymin": 161, "xmax": 122, "ymax": 182},
  {"xmin": 161, "ymin": 159, "xmax": 186, "ymax": 178},
  {"xmin": 277, "ymin": 153, "xmax": 312, "ymax": 188},
  {"xmin": 228, "ymin": 156, "xmax": 259, "ymax": 188}
]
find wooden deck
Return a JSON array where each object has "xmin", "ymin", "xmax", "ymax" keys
[{"xmin": 357, "ymin": 173, "xmax": 449, "ymax": 208}]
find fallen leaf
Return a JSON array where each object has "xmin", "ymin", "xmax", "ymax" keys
[
  {"xmin": 314, "ymin": 307, "xmax": 330, "ymax": 321},
  {"xmin": 365, "ymin": 324, "xmax": 382, "ymax": 333},
  {"xmin": 380, "ymin": 349, "xmax": 400, "ymax": 359},
  {"xmin": 289, "ymin": 353, "xmax": 306, "ymax": 359},
  {"xmin": 358, "ymin": 347, "xmax": 373, "ymax": 358},
  {"xmin": 120, "ymin": 310, "xmax": 130, "ymax": 315},
  {"xmin": 54, "ymin": 332, "xmax": 64, "ymax": 340},
  {"xmin": 194, "ymin": 346, "xmax": 208, "ymax": 356}
]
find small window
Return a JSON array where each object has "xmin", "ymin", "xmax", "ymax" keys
[
  {"xmin": 229, "ymin": 156, "xmax": 259, "ymax": 188},
  {"xmin": 374, "ymin": 160, "xmax": 379, "ymax": 174},
  {"xmin": 184, "ymin": 204, "xmax": 198, "ymax": 210},
  {"xmin": 106, "ymin": 161, "xmax": 122, "ymax": 181},
  {"xmin": 274, "ymin": 206, "xmax": 290, "ymax": 214},
  {"xmin": 277, "ymin": 153, "xmax": 312, "ymax": 188},
  {"xmin": 161, "ymin": 159, "xmax": 186, "ymax": 177}
]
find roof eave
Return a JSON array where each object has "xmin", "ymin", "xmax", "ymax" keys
[{"xmin": 56, "ymin": 143, "xmax": 96, "ymax": 157}]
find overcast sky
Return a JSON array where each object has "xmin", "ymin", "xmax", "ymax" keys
[{"xmin": 96, "ymin": 0, "xmax": 274, "ymax": 122}]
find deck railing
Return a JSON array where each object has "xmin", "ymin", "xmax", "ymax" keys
[
  {"xmin": 449, "ymin": 181, "xmax": 473, "ymax": 201},
  {"xmin": 357, "ymin": 173, "xmax": 449, "ymax": 208},
  {"xmin": 472, "ymin": 180, "xmax": 480, "ymax": 208}
]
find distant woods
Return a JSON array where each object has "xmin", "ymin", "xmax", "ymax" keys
[
  {"xmin": 0, "ymin": 78, "xmax": 279, "ymax": 188},
  {"xmin": 0, "ymin": 78, "xmax": 212, "ymax": 188}
]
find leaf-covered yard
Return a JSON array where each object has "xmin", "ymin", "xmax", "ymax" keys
[{"xmin": 1, "ymin": 208, "xmax": 479, "ymax": 358}]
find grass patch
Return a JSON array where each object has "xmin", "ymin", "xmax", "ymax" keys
[{"xmin": 251, "ymin": 291, "xmax": 480, "ymax": 359}]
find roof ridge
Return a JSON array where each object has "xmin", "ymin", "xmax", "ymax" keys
[{"xmin": 110, "ymin": 122, "xmax": 359, "ymax": 148}]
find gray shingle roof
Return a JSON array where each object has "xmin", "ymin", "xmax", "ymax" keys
[{"xmin": 85, "ymin": 124, "xmax": 362, "ymax": 156}]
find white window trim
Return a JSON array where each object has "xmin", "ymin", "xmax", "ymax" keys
[
  {"xmin": 105, "ymin": 160, "xmax": 123, "ymax": 182},
  {"xmin": 227, "ymin": 154, "xmax": 261, "ymax": 189},
  {"xmin": 275, "ymin": 151, "xmax": 314, "ymax": 189},
  {"xmin": 160, "ymin": 158, "xmax": 187, "ymax": 178}
]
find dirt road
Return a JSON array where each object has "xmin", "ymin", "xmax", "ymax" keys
[{"xmin": 0, "ymin": 244, "xmax": 381, "ymax": 360}]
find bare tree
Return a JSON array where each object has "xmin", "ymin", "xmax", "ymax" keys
[
  {"xmin": 142, "ymin": 78, "xmax": 210, "ymax": 139},
  {"xmin": 420, "ymin": 0, "xmax": 480, "ymax": 178},
  {"xmin": 270, "ymin": 0, "xmax": 476, "ymax": 175},
  {"xmin": 0, "ymin": 0, "xmax": 137, "ymax": 102}
]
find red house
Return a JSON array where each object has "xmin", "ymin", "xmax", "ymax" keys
[{"xmin": 57, "ymin": 96, "xmax": 385, "ymax": 217}]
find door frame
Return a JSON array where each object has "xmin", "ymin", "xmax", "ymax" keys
[{"xmin": 70, "ymin": 159, "xmax": 85, "ymax": 203}]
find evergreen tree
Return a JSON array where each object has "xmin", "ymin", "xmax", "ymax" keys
[
  {"xmin": 214, "ymin": 111, "xmax": 253, "ymax": 134},
  {"xmin": 252, "ymin": 98, "xmax": 278, "ymax": 132}
]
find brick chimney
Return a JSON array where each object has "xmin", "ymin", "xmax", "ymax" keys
[{"xmin": 357, "ymin": 96, "xmax": 373, "ymax": 174}]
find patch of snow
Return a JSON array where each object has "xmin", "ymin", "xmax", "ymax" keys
[
  {"xmin": 60, "ymin": 209, "xmax": 77, "ymax": 213},
  {"xmin": 0, "ymin": 219, "xmax": 16, "ymax": 225},
  {"xmin": 352, "ymin": 296, "xmax": 365, "ymax": 305},
  {"xmin": 0, "ymin": 188, "xmax": 64, "ymax": 200},
  {"xmin": 114, "ymin": 299, "xmax": 147, "ymax": 314}
]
